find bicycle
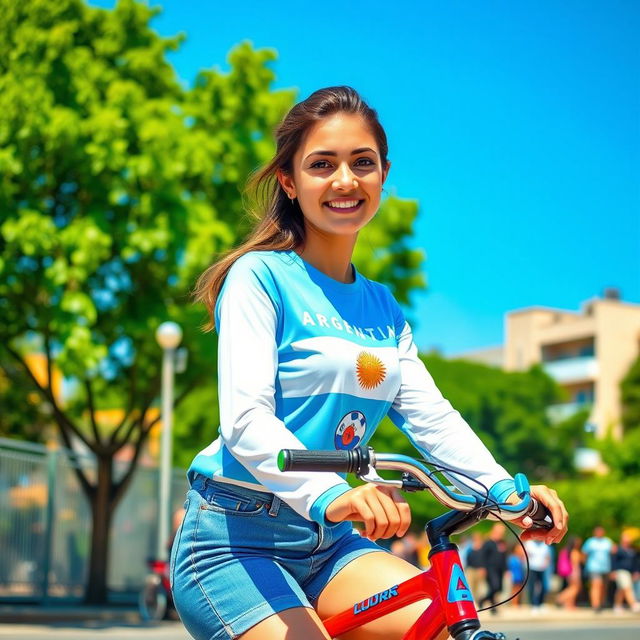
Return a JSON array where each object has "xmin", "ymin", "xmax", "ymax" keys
[
  {"xmin": 278, "ymin": 446, "xmax": 553, "ymax": 640},
  {"xmin": 138, "ymin": 558, "xmax": 173, "ymax": 622}
]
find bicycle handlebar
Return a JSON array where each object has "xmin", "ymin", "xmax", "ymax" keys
[
  {"xmin": 277, "ymin": 448, "xmax": 370, "ymax": 475},
  {"xmin": 278, "ymin": 446, "xmax": 553, "ymax": 530}
]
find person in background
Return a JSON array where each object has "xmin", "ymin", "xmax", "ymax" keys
[
  {"xmin": 479, "ymin": 524, "xmax": 508, "ymax": 614},
  {"xmin": 524, "ymin": 539, "xmax": 552, "ymax": 612},
  {"xmin": 556, "ymin": 537, "xmax": 572, "ymax": 591},
  {"xmin": 633, "ymin": 541, "xmax": 640, "ymax": 604},
  {"xmin": 457, "ymin": 535, "xmax": 472, "ymax": 567},
  {"xmin": 582, "ymin": 526, "xmax": 614, "ymax": 612},
  {"xmin": 555, "ymin": 536, "xmax": 583, "ymax": 610},
  {"xmin": 542, "ymin": 543, "xmax": 555, "ymax": 605},
  {"xmin": 612, "ymin": 531, "xmax": 640, "ymax": 613},
  {"xmin": 390, "ymin": 531, "xmax": 420, "ymax": 568},
  {"xmin": 464, "ymin": 532, "xmax": 487, "ymax": 605},
  {"xmin": 507, "ymin": 543, "xmax": 526, "ymax": 606}
]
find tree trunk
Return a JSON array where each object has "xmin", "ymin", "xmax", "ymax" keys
[{"xmin": 85, "ymin": 456, "xmax": 114, "ymax": 604}]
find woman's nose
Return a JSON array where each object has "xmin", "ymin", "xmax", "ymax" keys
[{"xmin": 332, "ymin": 163, "xmax": 357, "ymax": 190}]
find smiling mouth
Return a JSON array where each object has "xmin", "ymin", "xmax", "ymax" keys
[{"xmin": 324, "ymin": 199, "xmax": 364, "ymax": 212}]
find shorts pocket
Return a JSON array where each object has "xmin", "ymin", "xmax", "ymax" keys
[{"xmin": 201, "ymin": 485, "xmax": 266, "ymax": 516}]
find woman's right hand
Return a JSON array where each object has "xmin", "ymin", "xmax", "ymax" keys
[{"xmin": 325, "ymin": 484, "xmax": 412, "ymax": 541}]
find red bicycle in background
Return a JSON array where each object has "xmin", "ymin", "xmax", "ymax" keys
[
  {"xmin": 138, "ymin": 558, "xmax": 173, "ymax": 622},
  {"xmin": 279, "ymin": 446, "xmax": 553, "ymax": 640}
]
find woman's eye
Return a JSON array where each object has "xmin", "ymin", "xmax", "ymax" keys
[{"xmin": 309, "ymin": 158, "xmax": 374, "ymax": 170}]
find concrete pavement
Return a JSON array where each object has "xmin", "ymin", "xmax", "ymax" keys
[
  {"xmin": 478, "ymin": 603, "xmax": 640, "ymax": 623},
  {"xmin": 0, "ymin": 604, "xmax": 141, "ymax": 625},
  {"xmin": 1, "ymin": 603, "xmax": 638, "ymax": 634}
]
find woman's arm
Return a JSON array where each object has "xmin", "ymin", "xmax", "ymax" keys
[
  {"xmin": 215, "ymin": 255, "xmax": 351, "ymax": 523},
  {"xmin": 387, "ymin": 314, "xmax": 567, "ymax": 543},
  {"xmin": 387, "ymin": 319, "xmax": 514, "ymax": 500}
]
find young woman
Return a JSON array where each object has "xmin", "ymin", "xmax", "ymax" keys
[
  {"xmin": 555, "ymin": 536, "xmax": 583, "ymax": 609},
  {"xmin": 170, "ymin": 86, "xmax": 569, "ymax": 640}
]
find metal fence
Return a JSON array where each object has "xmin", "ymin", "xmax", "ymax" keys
[{"xmin": 0, "ymin": 437, "xmax": 188, "ymax": 603}]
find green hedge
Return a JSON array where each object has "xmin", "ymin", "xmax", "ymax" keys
[{"xmin": 550, "ymin": 475, "xmax": 640, "ymax": 540}]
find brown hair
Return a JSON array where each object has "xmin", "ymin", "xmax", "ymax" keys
[{"xmin": 193, "ymin": 85, "xmax": 389, "ymax": 330}]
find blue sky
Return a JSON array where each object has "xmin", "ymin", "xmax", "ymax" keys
[{"xmin": 93, "ymin": 0, "xmax": 640, "ymax": 355}]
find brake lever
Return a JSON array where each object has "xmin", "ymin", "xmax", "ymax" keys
[{"xmin": 357, "ymin": 467, "xmax": 403, "ymax": 489}]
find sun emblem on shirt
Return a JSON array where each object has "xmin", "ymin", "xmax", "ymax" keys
[{"xmin": 356, "ymin": 352, "xmax": 387, "ymax": 390}]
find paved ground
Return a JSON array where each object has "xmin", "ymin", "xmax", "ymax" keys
[
  {"xmin": 1, "ymin": 605, "xmax": 639, "ymax": 639},
  {"xmin": 479, "ymin": 606, "xmax": 640, "ymax": 639},
  {"xmin": 4, "ymin": 620, "xmax": 640, "ymax": 639},
  {"xmin": 487, "ymin": 620, "xmax": 640, "ymax": 640}
]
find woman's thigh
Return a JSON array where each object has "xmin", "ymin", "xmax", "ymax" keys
[
  {"xmin": 315, "ymin": 550, "xmax": 447, "ymax": 640},
  {"xmin": 239, "ymin": 607, "xmax": 332, "ymax": 640}
]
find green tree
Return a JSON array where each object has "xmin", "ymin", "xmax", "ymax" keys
[
  {"xmin": 587, "ymin": 355, "xmax": 640, "ymax": 483},
  {"xmin": 0, "ymin": 0, "xmax": 293, "ymax": 603},
  {"xmin": 553, "ymin": 475, "xmax": 640, "ymax": 540},
  {"xmin": 620, "ymin": 355, "xmax": 640, "ymax": 432},
  {"xmin": 0, "ymin": 356, "xmax": 52, "ymax": 443},
  {"xmin": 597, "ymin": 428, "xmax": 640, "ymax": 478},
  {"xmin": 353, "ymin": 196, "xmax": 425, "ymax": 305}
]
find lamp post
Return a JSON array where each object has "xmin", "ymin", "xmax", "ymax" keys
[{"xmin": 155, "ymin": 321, "xmax": 183, "ymax": 561}]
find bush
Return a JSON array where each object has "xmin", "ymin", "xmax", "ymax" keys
[{"xmin": 551, "ymin": 475, "xmax": 640, "ymax": 540}]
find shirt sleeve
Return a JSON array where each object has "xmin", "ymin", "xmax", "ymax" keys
[
  {"xmin": 215, "ymin": 256, "xmax": 351, "ymax": 525},
  {"xmin": 386, "ymin": 311, "xmax": 514, "ymax": 502}
]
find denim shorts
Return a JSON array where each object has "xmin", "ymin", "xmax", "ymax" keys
[{"xmin": 170, "ymin": 475, "xmax": 387, "ymax": 640}]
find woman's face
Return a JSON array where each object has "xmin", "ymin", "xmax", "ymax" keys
[{"xmin": 279, "ymin": 112, "xmax": 389, "ymax": 237}]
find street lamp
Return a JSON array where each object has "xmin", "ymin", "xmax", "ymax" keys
[{"xmin": 155, "ymin": 321, "xmax": 183, "ymax": 561}]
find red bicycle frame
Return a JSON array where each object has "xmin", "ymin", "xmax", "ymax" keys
[{"xmin": 322, "ymin": 544, "xmax": 478, "ymax": 640}]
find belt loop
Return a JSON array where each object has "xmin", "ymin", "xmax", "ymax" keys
[{"xmin": 268, "ymin": 495, "xmax": 282, "ymax": 517}]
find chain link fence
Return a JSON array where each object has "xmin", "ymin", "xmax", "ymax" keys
[{"xmin": 0, "ymin": 437, "xmax": 187, "ymax": 603}]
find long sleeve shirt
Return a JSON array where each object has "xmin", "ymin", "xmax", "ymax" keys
[{"xmin": 187, "ymin": 250, "xmax": 514, "ymax": 525}]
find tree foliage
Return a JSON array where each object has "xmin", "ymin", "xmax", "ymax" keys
[
  {"xmin": 620, "ymin": 355, "xmax": 640, "ymax": 432},
  {"xmin": 552, "ymin": 475, "xmax": 640, "ymax": 540},
  {"xmin": 0, "ymin": 0, "xmax": 294, "ymax": 603},
  {"xmin": 0, "ymin": 357, "xmax": 52, "ymax": 443},
  {"xmin": 353, "ymin": 197, "xmax": 425, "ymax": 306},
  {"xmin": 596, "ymin": 428, "xmax": 640, "ymax": 479}
]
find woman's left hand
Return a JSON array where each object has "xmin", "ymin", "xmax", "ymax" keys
[{"xmin": 510, "ymin": 484, "xmax": 569, "ymax": 545}]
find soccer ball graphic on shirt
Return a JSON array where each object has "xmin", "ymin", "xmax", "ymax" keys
[{"xmin": 334, "ymin": 411, "xmax": 366, "ymax": 450}]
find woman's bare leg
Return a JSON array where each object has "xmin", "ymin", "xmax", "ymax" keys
[
  {"xmin": 316, "ymin": 551, "xmax": 449, "ymax": 640},
  {"xmin": 239, "ymin": 607, "xmax": 332, "ymax": 640},
  {"xmin": 590, "ymin": 576, "xmax": 603, "ymax": 609}
]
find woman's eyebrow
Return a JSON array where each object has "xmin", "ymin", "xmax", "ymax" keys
[{"xmin": 304, "ymin": 147, "xmax": 378, "ymax": 161}]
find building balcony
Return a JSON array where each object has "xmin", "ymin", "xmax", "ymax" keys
[{"xmin": 542, "ymin": 356, "xmax": 598, "ymax": 384}]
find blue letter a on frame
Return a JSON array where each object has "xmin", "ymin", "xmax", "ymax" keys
[{"xmin": 447, "ymin": 564, "xmax": 473, "ymax": 602}]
